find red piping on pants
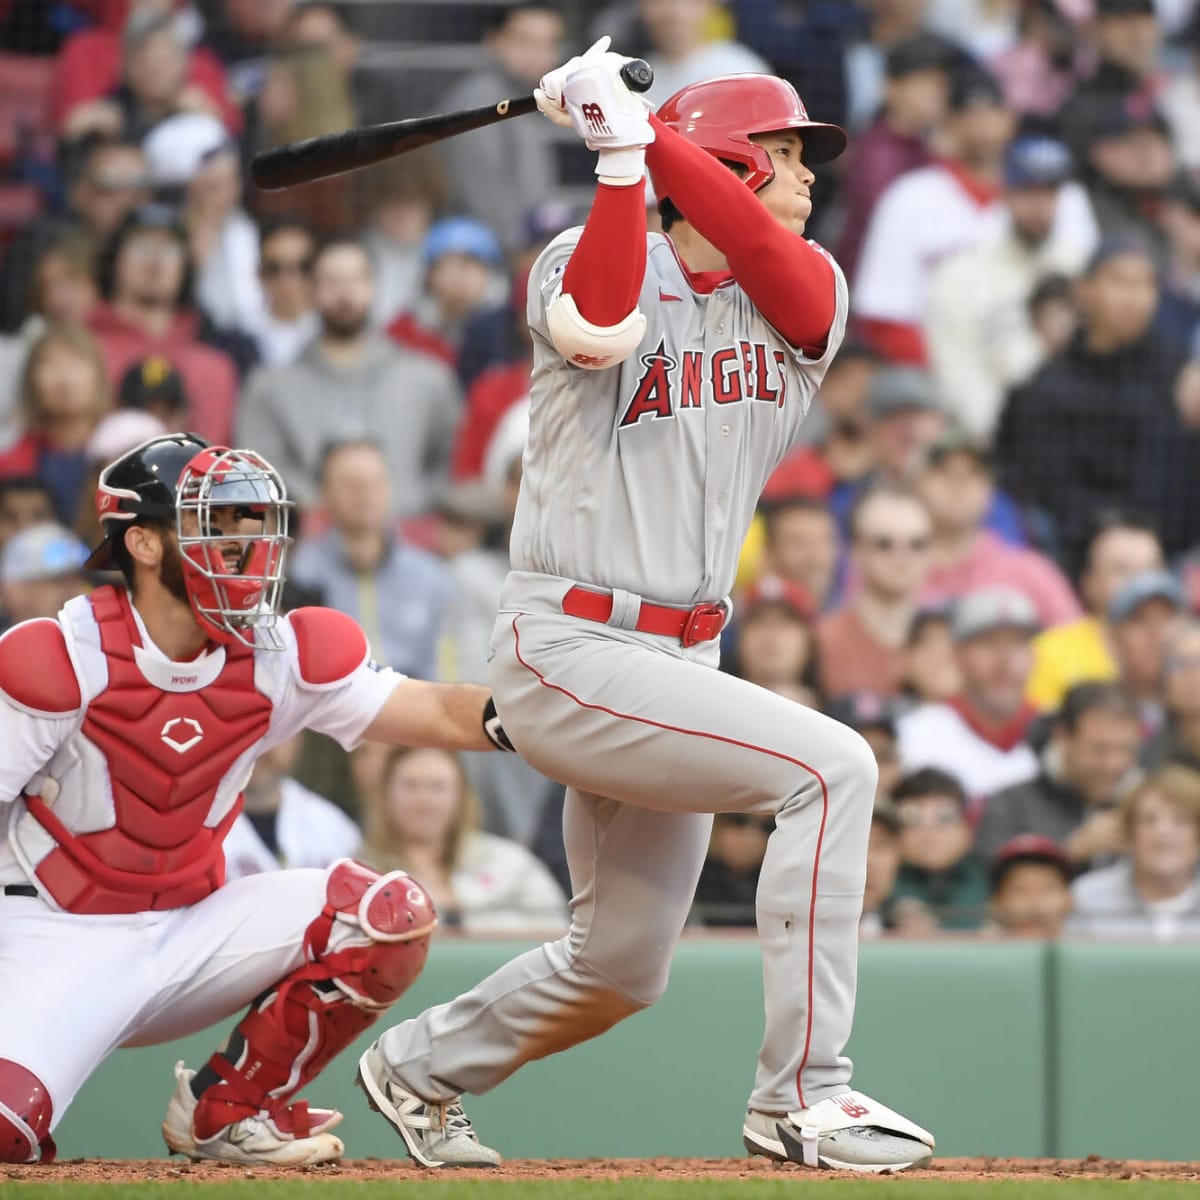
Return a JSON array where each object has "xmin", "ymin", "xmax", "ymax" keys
[{"xmin": 510, "ymin": 614, "xmax": 830, "ymax": 1109}]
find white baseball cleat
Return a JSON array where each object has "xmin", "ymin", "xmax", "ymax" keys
[
  {"xmin": 161, "ymin": 1061, "xmax": 345, "ymax": 1167},
  {"xmin": 355, "ymin": 1041, "xmax": 501, "ymax": 1168},
  {"xmin": 743, "ymin": 1090, "xmax": 934, "ymax": 1173}
]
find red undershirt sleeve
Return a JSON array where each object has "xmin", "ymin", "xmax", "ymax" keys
[
  {"xmin": 643, "ymin": 114, "xmax": 837, "ymax": 354},
  {"xmin": 560, "ymin": 179, "xmax": 648, "ymax": 328}
]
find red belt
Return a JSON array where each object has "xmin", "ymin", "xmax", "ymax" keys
[{"xmin": 561, "ymin": 586, "xmax": 727, "ymax": 648}]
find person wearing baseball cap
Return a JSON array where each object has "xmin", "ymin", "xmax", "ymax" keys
[
  {"xmin": 386, "ymin": 217, "xmax": 506, "ymax": 371},
  {"xmin": 925, "ymin": 133, "xmax": 1094, "ymax": 441},
  {"xmin": 118, "ymin": 355, "xmax": 188, "ymax": 427},
  {"xmin": 987, "ymin": 834, "xmax": 1074, "ymax": 938},
  {"xmin": 1106, "ymin": 569, "xmax": 1188, "ymax": 727},
  {"xmin": 730, "ymin": 575, "xmax": 818, "ymax": 705},
  {"xmin": 0, "ymin": 521, "xmax": 90, "ymax": 631},
  {"xmin": 897, "ymin": 587, "xmax": 1042, "ymax": 799}
]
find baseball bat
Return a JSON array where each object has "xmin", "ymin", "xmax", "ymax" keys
[{"xmin": 251, "ymin": 59, "xmax": 654, "ymax": 192}]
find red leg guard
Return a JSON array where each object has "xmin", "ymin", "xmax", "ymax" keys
[
  {"xmin": 192, "ymin": 860, "xmax": 435, "ymax": 1141},
  {"xmin": 0, "ymin": 1060, "xmax": 56, "ymax": 1164}
]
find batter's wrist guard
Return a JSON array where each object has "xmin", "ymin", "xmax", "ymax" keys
[
  {"xmin": 596, "ymin": 145, "xmax": 647, "ymax": 185},
  {"xmin": 483, "ymin": 696, "xmax": 516, "ymax": 752}
]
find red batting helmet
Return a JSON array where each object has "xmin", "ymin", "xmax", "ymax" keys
[{"xmin": 652, "ymin": 74, "xmax": 847, "ymax": 200}]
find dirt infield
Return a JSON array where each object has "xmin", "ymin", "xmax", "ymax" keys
[{"xmin": 4, "ymin": 1156, "xmax": 1200, "ymax": 1183}]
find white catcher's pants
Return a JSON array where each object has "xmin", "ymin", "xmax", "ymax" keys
[
  {"xmin": 379, "ymin": 573, "xmax": 877, "ymax": 1113},
  {"xmin": 0, "ymin": 868, "xmax": 327, "ymax": 1128}
]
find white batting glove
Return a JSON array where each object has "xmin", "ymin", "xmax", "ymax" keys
[{"xmin": 534, "ymin": 36, "xmax": 621, "ymax": 128}]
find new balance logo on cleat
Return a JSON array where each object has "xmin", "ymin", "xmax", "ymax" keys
[{"xmin": 835, "ymin": 1098, "xmax": 871, "ymax": 1119}]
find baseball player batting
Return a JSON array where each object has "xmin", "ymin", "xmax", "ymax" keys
[
  {"xmin": 0, "ymin": 433, "xmax": 516, "ymax": 1167},
  {"xmin": 357, "ymin": 41, "xmax": 935, "ymax": 1173}
]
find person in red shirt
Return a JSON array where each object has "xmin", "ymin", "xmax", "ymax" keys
[
  {"xmin": 53, "ymin": 1, "xmax": 241, "ymax": 139},
  {"xmin": 87, "ymin": 204, "xmax": 237, "ymax": 445}
]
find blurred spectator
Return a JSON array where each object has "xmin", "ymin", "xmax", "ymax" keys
[
  {"xmin": 139, "ymin": 112, "xmax": 263, "ymax": 334},
  {"xmin": 0, "ymin": 324, "xmax": 110, "ymax": 523},
  {"xmin": 387, "ymin": 218, "xmax": 507, "ymax": 371},
  {"xmin": 989, "ymin": 0, "xmax": 1090, "ymax": 119},
  {"xmin": 898, "ymin": 587, "xmax": 1041, "ymax": 798},
  {"xmin": 996, "ymin": 235, "xmax": 1196, "ymax": 568},
  {"xmin": 692, "ymin": 812, "xmax": 774, "ymax": 927},
  {"xmin": 281, "ymin": 0, "xmax": 398, "ymax": 128},
  {"xmin": 247, "ymin": 216, "xmax": 317, "ymax": 366},
  {"xmin": 250, "ymin": 43, "xmax": 358, "ymax": 236},
  {"xmin": 842, "ymin": 0, "xmax": 936, "ymax": 132},
  {"xmin": 900, "ymin": 606, "xmax": 962, "ymax": 704},
  {"xmin": 853, "ymin": 65, "xmax": 1017, "ymax": 362},
  {"xmin": 861, "ymin": 798, "xmax": 902, "ymax": 935},
  {"xmin": 436, "ymin": 2, "xmax": 566, "ymax": 246},
  {"xmin": 359, "ymin": 154, "xmax": 448, "ymax": 330},
  {"xmin": 0, "ymin": 230, "xmax": 100, "ymax": 441},
  {"xmin": 72, "ymin": 408, "xmax": 169, "ymax": 550},
  {"xmin": 986, "ymin": 833, "xmax": 1074, "ymax": 938},
  {"xmin": 1153, "ymin": 618, "xmax": 1200, "ymax": 769},
  {"xmin": 1026, "ymin": 513, "xmax": 1164, "ymax": 710},
  {"xmin": 825, "ymin": 692, "xmax": 905, "ymax": 799},
  {"xmin": 761, "ymin": 342, "xmax": 881, "ymax": 506},
  {"xmin": 890, "ymin": 767, "xmax": 989, "ymax": 930},
  {"xmin": 1161, "ymin": 10, "xmax": 1200, "ymax": 169},
  {"xmin": 236, "ymin": 237, "xmax": 461, "ymax": 515},
  {"xmin": 0, "ymin": 521, "xmax": 89, "ymax": 631},
  {"xmin": 53, "ymin": 2, "xmax": 240, "ymax": 139},
  {"xmin": 817, "ymin": 483, "xmax": 932, "ymax": 699},
  {"xmin": 1106, "ymin": 570, "xmax": 1187, "ymax": 736},
  {"xmin": 87, "ymin": 204, "xmax": 238, "ymax": 445},
  {"xmin": 456, "ymin": 200, "xmax": 577, "ymax": 392},
  {"xmin": 1026, "ymin": 271, "xmax": 1079, "ymax": 357},
  {"xmin": 204, "ymin": 0, "xmax": 294, "ymax": 81},
  {"xmin": 1068, "ymin": 764, "xmax": 1200, "ymax": 938},
  {"xmin": 360, "ymin": 746, "xmax": 569, "ymax": 935},
  {"xmin": 289, "ymin": 440, "xmax": 454, "ymax": 680},
  {"xmin": 1156, "ymin": 171, "xmax": 1200, "ymax": 353},
  {"xmin": 1058, "ymin": 0, "xmax": 1163, "ymax": 162},
  {"xmin": 835, "ymin": 33, "xmax": 952, "ymax": 284},
  {"xmin": 926, "ymin": 135, "xmax": 1093, "ymax": 438},
  {"xmin": 0, "ymin": 137, "xmax": 149, "ymax": 336},
  {"xmin": 1076, "ymin": 97, "xmax": 1176, "ymax": 248},
  {"xmin": 61, "ymin": 9, "xmax": 231, "ymax": 146},
  {"xmin": 976, "ymin": 681, "xmax": 1143, "ymax": 865},
  {"xmin": 116, "ymin": 354, "xmax": 187, "ymax": 427},
  {"xmin": 640, "ymin": 0, "xmax": 769, "ymax": 105},
  {"xmin": 854, "ymin": 63, "xmax": 1096, "ymax": 364},
  {"xmin": 728, "ymin": 575, "xmax": 819, "ymax": 705},
  {"xmin": 916, "ymin": 430, "xmax": 1081, "ymax": 626},
  {"xmin": 0, "ymin": 477, "xmax": 55, "ymax": 555},
  {"xmin": 223, "ymin": 735, "xmax": 361, "ymax": 881},
  {"xmin": 925, "ymin": 0, "xmax": 1021, "ymax": 59},
  {"xmin": 760, "ymin": 497, "xmax": 840, "ymax": 613}
]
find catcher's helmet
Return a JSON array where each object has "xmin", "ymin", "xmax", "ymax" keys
[
  {"xmin": 87, "ymin": 432, "xmax": 292, "ymax": 649},
  {"xmin": 652, "ymin": 74, "xmax": 847, "ymax": 200}
]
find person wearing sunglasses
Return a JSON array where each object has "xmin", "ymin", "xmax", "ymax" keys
[
  {"xmin": 250, "ymin": 216, "xmax": 319, "ymax": 366},
  {"xmin": 817, "ymin": 482, "xmax": 933, "ymax": 699}
]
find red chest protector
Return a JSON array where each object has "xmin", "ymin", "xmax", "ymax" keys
[{"xmin": 28, "ymin": 587, "xmax": 274, "ymax": 914}]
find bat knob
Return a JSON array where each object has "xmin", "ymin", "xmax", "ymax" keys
[{"xmin": 620, "ymin": 60, "xmax": 654, "ymax": 94}]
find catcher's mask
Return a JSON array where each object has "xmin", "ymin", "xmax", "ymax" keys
[{"xmin": 87, "ymin": 432, "xmax": 293, "ymax": 650}]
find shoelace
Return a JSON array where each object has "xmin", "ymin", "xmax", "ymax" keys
[{"xmin": 433, "ymin": 1101, "xmax": 477, "ymax": 1140}]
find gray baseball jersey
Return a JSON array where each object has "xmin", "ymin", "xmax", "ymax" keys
[
  {"xmin": 510, "ymin": 228, "xmax": 849, "ymax": 605},
  {"xmin": 377, "ymin": 224, "xmax": 877, "ymax": 1122}
]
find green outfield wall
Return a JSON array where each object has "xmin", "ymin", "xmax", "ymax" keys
[{"xmin": 53, "ymin": 937, "xmax": 1199, "ymax": 1161}]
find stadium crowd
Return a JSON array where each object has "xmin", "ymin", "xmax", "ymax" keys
[{"xmin": 0, "ymin": 0, "xmax": 1199, "ymax": 938}]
